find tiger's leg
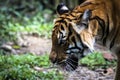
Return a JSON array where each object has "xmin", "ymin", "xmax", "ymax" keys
[{"xmin": 115, "ymin": 54, "xmax": 120, "ymax": 80}]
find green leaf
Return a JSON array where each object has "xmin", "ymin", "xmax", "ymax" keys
[
  {"xmin": 80, "ymin": 52, "xmax": 106, "ymax": 67},
  {"xmin": 12, "ymin": 45, "xmax": 21, "ymax": 49}
]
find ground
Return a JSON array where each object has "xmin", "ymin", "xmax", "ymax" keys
[
  {"xmin": 22, "ymin": 35, "xmax": 51, "ymax": 55},
  {"xmin": 1, "ymin": 35, "xmax": 115, "ymax": 80},
  {"xmin": 24, "ymin": 35, "xmax": 116, "ymax": 80}
]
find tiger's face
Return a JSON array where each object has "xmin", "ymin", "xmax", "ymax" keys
[
  {"xmin": 49, "ymin": 20, "xmax": 80, "ymax": 71},
  {"xmin": 49, "ymin": 3, "xmax": 94, "ymax": 71}
]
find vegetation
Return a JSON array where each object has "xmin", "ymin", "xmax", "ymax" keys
[
  {"xmin": 0, "ymin": 0, "xmax": 56, "ymax": 42},
  {"xmin": 0, "ymin": 52, "xmax": 116, "ymax": 80},
  {"xmin": 0, "ymin": 54, "xmax": 63, "ymax": 80},
  {"xmin": 80, "ymin": 52, "xmax": 116, "ymax": 69},
  {"xmin": 0, "ymin": 11, "xmax": 53, "ymax": 42}
]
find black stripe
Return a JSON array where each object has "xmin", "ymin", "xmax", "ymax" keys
[
  {"xmin": 68, "ymin": 24, "xmax": 73, "ymax": 36},
  {"xmin": 71, "ymin": 36, "xmax": 79, "ymax": 49},
  {"xmin": 78, "ymin": 34, "xmax": 85, "ymax": 48},
  {"xmin": 55, "ymin": 17, "xmax": 72, "ymax": 23},
  {"xmin": 72, "ymin": 10, "xmax": 83, "ymax": 13},
  {"xmin": 60, "ymin": 25, "xmax": 64, "ymax": 30},
  {"xmin": 70, "ymin": 11, "xmax": 83, "ymax": 16},
  {"xmin": 91, "ymin": 16, "xmax": 105, "ymax": 44},
  {"xmin": 79, "ymin": 14, "xmax": 83, "ymax": 19},
  {"xmin": 55, "ymin": 18, "xmax": 64, "ymax": 23},
  {"xmin": 110, "ymin": 36, "xmax": 115, "ymax": 49},
  {"xmin": 80, "ymin": 2, "xmax": 93, "ymax": 7},
  {"xmin": 102, "ymin": 15, "xmax": 109, "ymax": 45},
  {"xmin": 53, "ymin": 25, "xmax": 57, "ymax": 28},
  {"xmin": 55, "ymin": 19, "xmax": 68, "ymax": 26},
  {"xmin": 70, "ymin": 13, "xmax": 76, "ymax": 17},
  {"xmin": 71, "ymin": 36, "xmax": 84, "ymax": 50},
  {"xmin": 71, "ymin": 36, "xmax": 76, "ymax": 44},
  {"xmin": 110, "ymin": 29, "xmax": 118, "ymax": 49},
  {"xmin": 65, "ymin": 18, "xmax": 72, "ymax": 21}
]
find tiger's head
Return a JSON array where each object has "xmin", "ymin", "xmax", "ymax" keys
[{"xmin": 49, "ymin": 3, "xmax": 94, "ymax": 71}]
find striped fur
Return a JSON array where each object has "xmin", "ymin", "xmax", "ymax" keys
[{"xmin": 49, "ymin": 0, "xmax": 120, "ymax": 79}]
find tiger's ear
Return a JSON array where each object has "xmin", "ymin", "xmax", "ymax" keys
[
  {"xmin": 73, "ymin": 9, "xmax": 92, "ymax": 34},
  {"xmin": 81, "ymin": 9, "xmax": 92, "ymax": 25},
  {"xmin": 57, "ymin": 3, "xmax": 69, "ymax": 15}
]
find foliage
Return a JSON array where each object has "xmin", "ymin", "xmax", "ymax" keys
[
  {"xmin": 0, "ymin": 54, "xmax": 63, "ymax": 80},
  {"xmin": 0, "ymin": 0, "xmax": 54, "ymax": 42},
  {"xmin": 79, "ymin": 52, "xmax": 116, "ymax": 69},
  {"xmin": 0, "ymin": 11, "xmax": 53, "ymax": 42}
]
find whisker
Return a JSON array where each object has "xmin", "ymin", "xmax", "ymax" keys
[
  {"xmin": 65, "ymin": 60, "xmax": 76, "ymax": 70},
  {"xmin": 65, "ymin": 61, "xmax": 74, "ymax": 71},
  {"xmin": 58, "ymin": 59, "xmax": 66, "ymax": 64},
  {"xmin": 56, "ymin": 57, "xmax": 78, "ymax": 71}
]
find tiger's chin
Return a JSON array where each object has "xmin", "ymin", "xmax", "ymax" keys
[{"xmin": 58, "ymin": 55, "xmax": 79, "ymax": 72}]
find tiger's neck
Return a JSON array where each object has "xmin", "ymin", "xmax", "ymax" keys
[
  {"xmin": 95, "ymin": 12, "xmax": 120, "ymax": 54},
  {"xmin": 79, "ymin": 0, "xmax": 120, "ymax": 54}
]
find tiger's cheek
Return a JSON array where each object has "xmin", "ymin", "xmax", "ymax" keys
[{"xmin": 80, "ymin": 30, "xmax": 95, "ymax": 51}]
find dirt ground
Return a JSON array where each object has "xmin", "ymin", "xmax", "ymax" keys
[
  {"xmin": 22, "ymin": 35, "xmax": 52, "ymax": 55},
  {"xmin": 1, "ymin": 35, "xmax": 115, "ymax": 80}
]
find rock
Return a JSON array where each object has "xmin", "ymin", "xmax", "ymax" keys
[
  {"xmin": 102, "ymin": 68, "xmax": 114, "ymax": 75},
  {"xmin": 102, "ymin": 53, "xmax": 115, "ymax": 61},
  {"xmin": 16, "ymin": 32, "xmax": 30, "ymax": 47},
  {"xmin": 0, "ymin": 44, "xmax": 13, "ymax": 52},
  {"xmin": 0, "ymin": 44, "xmax": 19, "ymax": 54}
]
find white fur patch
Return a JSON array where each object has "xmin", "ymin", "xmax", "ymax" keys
[
  {"xmin": 76, "ymin": 41, "xmax": 82, "ymax": 48},
  {"xmin": 61, "ymin": 6, "xmax": 69, "ymax": 10},
  {"xmin": 70, "ymin": 22, "xmax": 86, "ymax": 34}
]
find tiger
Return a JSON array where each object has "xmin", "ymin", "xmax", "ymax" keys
[{"xmin": 49, "ymin": 0, "xmax": 120, "ymax": 79}]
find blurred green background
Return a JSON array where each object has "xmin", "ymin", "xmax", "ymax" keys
[{"xmin": 0, "ymin": 0, "xmax": 84, "ymax": 41}]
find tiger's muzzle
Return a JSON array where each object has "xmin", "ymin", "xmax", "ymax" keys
[{"xmin": 49, "ymin": 50, "xmax": 79, "ymax": 71}]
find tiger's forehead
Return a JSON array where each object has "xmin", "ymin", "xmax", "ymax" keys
[
  {"xmin": 55, "ymin": 9, "xmax": 83, "ymax": 23},
  {"xmin": 53, "ymin": 21, "xmax": 68, "ymax": 32},
  {"xmin": 56, "ymin": 13, "xmax": 82, "ymax": 21},
  {"xmin": 52, "ymin": 7, "xmax": 84, "ymax": 32}
]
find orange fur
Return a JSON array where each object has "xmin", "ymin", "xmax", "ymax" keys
[{"xmin": 50, "ymin": 0, "xmax": 120, "ymax": 79}]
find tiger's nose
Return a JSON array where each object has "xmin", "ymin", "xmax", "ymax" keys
[{"xmin": 49, "ymin": 57, "xmax": 57, "ymax": 64}]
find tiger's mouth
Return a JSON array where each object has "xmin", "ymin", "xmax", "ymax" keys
[{"xmin": 58, "ymin": 55, "xmax": 78, "ymax": 71}]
